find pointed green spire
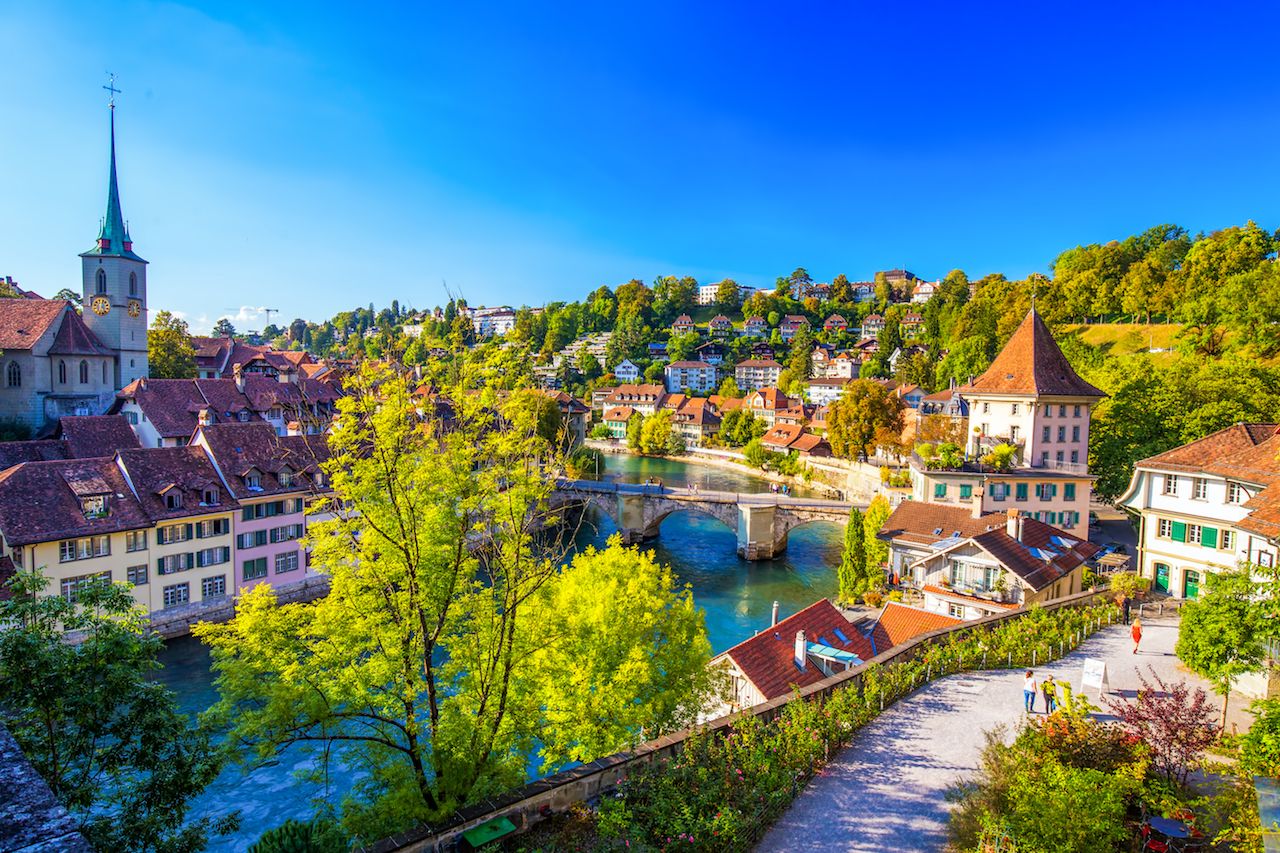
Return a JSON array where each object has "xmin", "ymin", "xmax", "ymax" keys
[{"xmin": 82, "ymin": 102, "xmax": 146, "ymax": 262}]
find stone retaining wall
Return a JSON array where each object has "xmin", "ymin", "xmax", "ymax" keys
[
  {"xmin": 371, "ymin": 587, "xmax": 1111, "ymax": 853},
  {"xmin": 0, "ymin": 723, "xmax": 93, "ymax": 852},
  {"xmin": 146, "ymin": 574, "xmax": 332, "ymax": 638}
]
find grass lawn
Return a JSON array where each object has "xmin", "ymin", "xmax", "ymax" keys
[{"xmin": 1061, "ymin": 322, "xmax": 1183, "ymax": 355}]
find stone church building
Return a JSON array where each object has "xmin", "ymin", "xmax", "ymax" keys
[{"xmin": 0, "ymin": 104, "xmax": 149, "ymax": 435}]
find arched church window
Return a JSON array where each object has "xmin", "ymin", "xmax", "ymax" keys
[
  {"xmin": 79, "ymin": 360, "xmax": 89, "ymax": 384},
  {"xmin": 58, "ymin": 361, "xmax": 66, "ymax": 384},
  {"xmin": 6, "ymin": 362, "xmax": 20, "ymax": 388},
  {"xmin": 129, "ymin": 272, "xmax": 137, "ymax": 296},
  {"xmin": 96, "ymin": 268, "xmax": 107, "ymax": 294}
]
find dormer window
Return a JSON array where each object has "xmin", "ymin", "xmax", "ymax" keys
[
  {"xmin": 165, "ymin": 492, "xmax": 183, "ymax": 510},
  {"xmin": 245, "ymin": 472, "xmax": 262, "ymax": 490},
  {"xmin": 202, "ymin": 488, "xmax": 220, "ymax": 506},
  {"xmin": 81, "ymin": 495, "xmax": 107, "ymax": 519},
  {"xmin": 279, "ymin": 469, "xmax": 293, "ymax": 487},
  {"xmin": 237, "ymin": 411, "xmax": 251, "ymax": 423},
  {"xmin": 313, "ymin": 471, "xmax": 325, "ymax": 487}
]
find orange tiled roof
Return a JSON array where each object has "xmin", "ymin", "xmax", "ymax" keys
[
  {"xmin": 959, "ymin": 309, "xmax": 1104, "ymax": 398},
  {"xmin": 870, "ymin": 601, "xmax": 962, "ymax": 651}
]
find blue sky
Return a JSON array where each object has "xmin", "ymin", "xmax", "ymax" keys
[{"xmin": 3, "ymin": 2, "xmax": 1280, "ymax": 333}]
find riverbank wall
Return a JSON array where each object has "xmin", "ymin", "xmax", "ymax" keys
[
  {"xmin": 145, "ymin": 574, "xmax": 332, "ymax": 639},
  {"xmin": 372, "ymin": 587, "xmax": 1113, "ymax": 853}
]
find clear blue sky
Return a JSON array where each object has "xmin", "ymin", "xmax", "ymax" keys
[{"xmin": 3, "ymin": 2, "xmax": 1280, "ymax": 333}]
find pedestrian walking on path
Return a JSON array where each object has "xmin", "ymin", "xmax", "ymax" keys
[
  {"xmin": 1131, "ymin": 618, "xmax": 1143, "ymax": 654},
  {"xmin": 1023, "ymin": 671, "xmax": 1037, "ymax": 712},
  {"xmin": 1042, "ymin": 675, "xmax": 1057, "ymax": 714},
  {"xmin": 1121, "ymin": 594, "xmax": 1131, "ymax": 625}
]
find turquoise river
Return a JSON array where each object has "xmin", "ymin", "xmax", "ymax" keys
[{"xmin": 156, "ymin": 453, "xmax": 844, "ymax": 850}]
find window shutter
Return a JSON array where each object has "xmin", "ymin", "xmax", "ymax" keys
[
  {"xmin": 1201, "ymin": 526, "xmax": 1218, "ymax": 548},
  {"xmin": 1171, "ymin": 521, "xmax": 1187, "ymax": 542},
  {"xmin": 242, "ymin": 507, "xmax": 253, "ymax": 522}
]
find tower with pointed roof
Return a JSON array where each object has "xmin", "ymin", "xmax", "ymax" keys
[
  {"xmin": 902, "ymin": 308, "xmax": 1106, "ymax": 537},
  {"xmin": 80, "ymin": 95, "xmax": 148, "ymax": 389}
]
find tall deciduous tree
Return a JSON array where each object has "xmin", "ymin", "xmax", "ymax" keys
[
  {"xmin": 715, "ymin": 278, "xmax": 740, "ymax": 309},
  {"xmin": 826, "ymin": 380, "xmax": 905, "ymax": 460},
  {"xmin": 147, "ymin": 310, "xmax": 197, "ymax": 379},
  {"xmin": 0, "ymin": 571, "xmax": 225, "ymax": 852},
  {"xmin": 195, "ymin": 365, "xmax": 713, "ymax": 841}
]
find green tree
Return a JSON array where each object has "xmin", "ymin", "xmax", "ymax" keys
[
  {"xmin": 195, "ymin": 365, "xmax": 713, "ymax": 841},
  {"xmin": 837, "ymin": 507, "xmax": 867, "ymax": 604},
  {"xmin": 717, "ymin": 376, "xmax": 742, "ymax": 398},
  {"xmin": 53, "ymin": 287, "xmax": 83, "ymax": 308},
  {"xmin": 830, "ymin": 273, "xmax": 852, "ymax": 304},
  {"xmin": 826, "ymin": 380, "xmax": 905, "ymax": 460},
  {"xmin": 639, "ymin": 409, "xmax": 675, "ymax": 455},
  {"xmin": 862, "ymin": 495, "xmax": 891, "ymax": 581},
  {"xmin": 788, "ymin": 325, "xmax": 815, "ymax": 380},
  {"xmin": 627, "ymin": 412, "xmax": 645, "ymax": 451},
  {"xmin": 666, "ymin": 331, "xmax": 701, "ymax": 363},
  {"xmin": 715, "ymin": 278, "xmax": 739, "ymax": 309},
  {"xmin": 0, "ymin": 570, "xmax": 225, "ymax": 852},
  {"xmin": 1176, "ymin": 566, "xmax": 1265, "ymax": 721},
  {"xmin": 212, "ymin": 316, "xmax": 236, "ymax": 338},
  {"xmin": 147, "ymin": 310, "xmax": 198, "ymax": 379}
]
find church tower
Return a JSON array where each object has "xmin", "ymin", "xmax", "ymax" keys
[{"xmin": 80, "ymin": 85, "xmax": 148, "ymax": 388}]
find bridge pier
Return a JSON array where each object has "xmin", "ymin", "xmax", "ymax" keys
[{"xmin": 737, "ymin": 504, "xmax": 787, "ymax": 561}]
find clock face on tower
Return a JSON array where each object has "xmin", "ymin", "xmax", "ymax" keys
[
  {"xmin": 91, "ymin": 296, "xmax": 111, "ymax": 316},
  {"xmin": 127, "ymin": 300, "xmax": 141, "ymax": 318}
]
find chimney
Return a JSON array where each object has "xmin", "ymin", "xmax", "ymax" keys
[
  {"xmin": 771, "ymin": 600, "xmax": 780, "ymax": 627},
  {"xmin": 232, "ymin": 363, "xmax": 244, "ymax": 393},
  {"xmin": 1006, "ymin": 508, "xmax": 1021, "ymax": 541},
  {"xmin": 794, "ymin": 630, "xmax": 807, "ymax": 671},
  {"xmin": 970, "ymin": 488, "xmax": 984, "ymax": 519}
]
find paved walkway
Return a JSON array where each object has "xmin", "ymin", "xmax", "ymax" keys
[{"xmin": 756, "ymin": 618, "xmax": 1252, "ymax": 853}]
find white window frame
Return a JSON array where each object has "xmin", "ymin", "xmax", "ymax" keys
[{"xmin": 1158, "ymin": 518, "xmax": 1172, "ymax": 538}]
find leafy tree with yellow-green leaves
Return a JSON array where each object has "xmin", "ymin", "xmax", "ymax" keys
[
  {"xmin": 148, "ymin": 310, "xmax": 197, "ymax": 379},
  {"xmin": 195, "ymin": 363, "xmax": 714, "ymax": 842}
]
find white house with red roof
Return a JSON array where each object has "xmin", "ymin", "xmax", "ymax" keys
[
  {"xmin": 707, "ymin": 599, "xmax": 872, "ymax": 717},
  {"xmin": 877, "ymin": 500, "xmax": 1096, "ymax": 620},
  {"xmin": 1120, "ymin": 423, "xmax": 1280, "ymax": 600},
  {"xmin": 664, "ymin": 361, "xmax": 717, "ymax": 394}
]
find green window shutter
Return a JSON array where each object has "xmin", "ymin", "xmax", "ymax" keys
[
  {"xmin": 960, "ymin": 484, "xmax": 972, "ymax": 499},
  {"xmin": 934, "ymin": 483, "xmax": 946, "ymax": 498},
  {"xmin": 1016, "ymin": 483, "xmax": 1028, "ymax": 501},
  {"xmin": 185, "ymin": 523, "xmax": 193, "ymax": 540},
  {"xmin": 1050, "ymin": 484, "xmax": 1058, "ymax": 498},
  {"xmin": 242, "ymin": 507, "xmax": 253, "ymax": 522},
  {"xmin": 1064, "ymin": 483, "xmax": 1076, "ymax": 501},
  {"xmin": 1201, "ymin": 526, "xmax": 1218, "ymax": 548},
  {"xmin": 1171, "ymin": 520, "xmax": 1187, "ymax": 542}
]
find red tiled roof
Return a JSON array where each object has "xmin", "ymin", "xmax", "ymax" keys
[
  {"xmin": 0, "ymin": 300, "xmax": 73, "ymax": 351},
  {"xmin": 667, "ymin": 361, "xmax": 713, "ymax": 369},
  {"xmin": 0, "ymin": 440, "xmax": 69, "ymax": 470},
  {"xmin": 723, "ymin": 599, "xmax": 873, "ymax": 701},
  {"xmin": 762, "ymin": 423, "xmax": 805, "ymax": 449},
  {"xmin": 736, "ymin": 359, "xmax": 783, "ymax": 369},
  {"xmin": 870, "ymin": 601, "xmax": 962, "ymax": 651},
  {"xmin": 116, "ymin": 446, "xmax": 239, "ymax": 521},
  {"xmin": 196, "ymin": 422, "xmax": 330, "ymax": 500},
  {"xmin": 959, "ymin": 309, "xmax": 1104, "ymax": 398},
  {"xmin": 604, "ymin": 406, "xmax": 635, "ymax": 422},
  {"xmin": 47, "ymin": 308, "xmax": 113, "ymax": 356},
  {"xmin": 1138, "ymin": 423, "xmax": 1280, "ymax": 473},
  {"xmin": 878, "ymin": 501, "xmax": 1006, "ymax": 546},
  {"xmin": 58, "ymin": 415, "xmax": 141, "ymax": 458},
  {"xmin": 0, "ymin": 458, "xmax": 151, "ymax": 546}
]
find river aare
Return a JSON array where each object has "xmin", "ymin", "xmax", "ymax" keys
[{"xmin": 156, "ymin": 452, "xmax": 844, "ymax": 849}]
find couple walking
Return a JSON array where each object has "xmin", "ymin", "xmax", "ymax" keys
[{"xmin": 1022, "ymin": 671, "xmax": 1060, "ymax": 714}]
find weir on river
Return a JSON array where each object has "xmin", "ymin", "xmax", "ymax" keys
[{"xmin": 156, "ymin": 452, "xmax": 845, "ymax": 850}]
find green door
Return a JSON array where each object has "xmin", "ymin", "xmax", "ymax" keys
[
  {"xmin": 1155, "ymin": 564, "xmax": 1170, "ymax": 594},
  {"xmin": 1183, "ymin": 570, "xmax": 1201, "ymax": 599}
]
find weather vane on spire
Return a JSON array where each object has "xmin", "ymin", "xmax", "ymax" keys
[{"xmin": 103, "ymin": 72, "xmax": 121, "ymax": 109}]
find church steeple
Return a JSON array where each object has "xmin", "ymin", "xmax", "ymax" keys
[{"xmin": 82, "ymin": 80, "xmax": 146, "ymax": 263}]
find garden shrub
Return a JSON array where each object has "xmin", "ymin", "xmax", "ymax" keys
[{"xmin": 1109, "ymin": 571, "xmax": 1151, "ymax": 599}]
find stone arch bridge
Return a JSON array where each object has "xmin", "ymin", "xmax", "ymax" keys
[{"xmin": 554, "ymin": 479, "xmax": 863, "ymax": 560}]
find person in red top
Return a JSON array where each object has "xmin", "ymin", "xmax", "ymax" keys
[{"xmin": 1131, "ymin": 618, "xmax": 1143, "ymax": 654}]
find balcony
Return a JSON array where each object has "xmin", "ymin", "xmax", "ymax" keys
[{"xmin": 1033, "ymin": 458, "xmax": 1091, "ymax": 477}]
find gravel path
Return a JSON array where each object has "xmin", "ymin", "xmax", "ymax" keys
[{"xmin": 755, "ymin": 618, "xmax": 1249, "ymax": 852}]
